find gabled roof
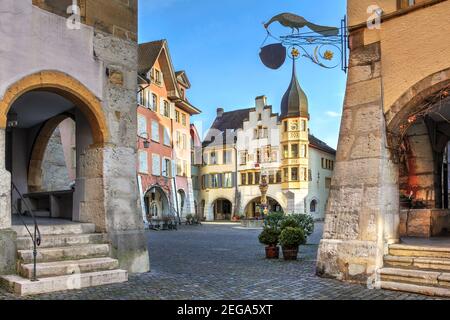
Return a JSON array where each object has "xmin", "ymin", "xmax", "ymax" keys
[
  {"xmin": 202, "ymin": 108, "xmax": 252, "ymax": 147},
  {"xmin": 138, "ymin": 39, "xmax": 179, "ymax": 97},
  {"xmin": 175, "ymin": 70, "xmax": 191, "ymax": 89},
  {"xmin": 138, "ymin": 40, "xmax": 164, "ymax": 74},
  {"xmin": 138, "ymin": 40, "xmax": 201, "ymax": 115}
]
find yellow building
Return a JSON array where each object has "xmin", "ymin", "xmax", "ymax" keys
[{"xmin": 200, "ymin": 59, "xmax": 336, "ymax": 221}]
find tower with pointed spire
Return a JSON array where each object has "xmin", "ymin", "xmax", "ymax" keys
[{"xmin": 280, "ymin": 53, "xmax": 310, "ymax": 213}]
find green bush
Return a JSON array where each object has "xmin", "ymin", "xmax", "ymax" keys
[
  {"xmin": 264, "ymin": 212, "xmax": 285, "ymax": 231},
  {"xmin": 258, "ymin": 227, "xmax": 280, "ymax": 246},
  {"xmin": 280, "ymin": 216, "xmax": 300, "ymax": 230},
  {"xmin": 290, "ymin": 214, "xmax": 314, "ymax": 237},
  {"xmin": 279, "ymin": 227, "xmax": 306, "ymax": 248},
  {"xmin": 185, "ymin": 214, "xmax": 194, "ymax": 221}
]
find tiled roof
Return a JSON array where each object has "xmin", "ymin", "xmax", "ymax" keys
[
  {"xmin": 309, "ymin": 134, "xmax": 336, "ymax": 155},
  {"xmin": 202, "ymin": 108, "xmax": 336, "ymax": 155},
  {"xmin": 202, "ymin": 108, "xmax": 253, "ymax": 147},
  {"xmin": 138, "ymin": 40, "xmax": 165, "ymax": 74}
]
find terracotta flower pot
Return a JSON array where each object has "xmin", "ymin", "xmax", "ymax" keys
[
  {"xmin": 282, "ymin": 247, "xmax": 299, "ymax": 260},
  {"xmin": 265, "ymin": 246, "xmax": 280, "ymax": 259}
]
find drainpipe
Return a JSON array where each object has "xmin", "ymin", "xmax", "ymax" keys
[{"xmin": 233, "ymin": 136, "xmax": 239, "ymax": 218}]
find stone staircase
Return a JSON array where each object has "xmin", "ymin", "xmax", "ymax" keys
[
  {"xmin": 0, "ymin": 222, "xmax": 127, "ymax": 296},
  {"xmin": 378, "ymin": 243, "xmax": 450, "ymax": 297}
]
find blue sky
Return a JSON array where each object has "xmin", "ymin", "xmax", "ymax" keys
[{"xmin": 138, "ymin": 0, "xmax": 347, "ymax": 148}]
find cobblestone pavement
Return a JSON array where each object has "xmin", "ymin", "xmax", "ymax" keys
[{"xmin": 0, "ymin": 223, "xmax": 439, "ymax": 300}]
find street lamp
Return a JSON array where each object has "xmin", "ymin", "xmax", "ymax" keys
[{"xmin": 138, "ymin": 132, "xmax": 150, "ymax": 149}]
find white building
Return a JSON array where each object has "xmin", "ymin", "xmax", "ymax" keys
[{"xmin": 200, "ymin": 60, "xmax": 336, "ymax": 221}]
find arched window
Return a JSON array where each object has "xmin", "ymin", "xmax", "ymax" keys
[{"xmin": 310, "ymin": 200, "xmax": 317, "ymax": 213}]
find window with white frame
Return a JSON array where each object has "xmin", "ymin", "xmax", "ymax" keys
[
  {"xmin": 164, "ymin": 101, "xmax": 170, "ymax": 117},
  {"xmin": 151, "ymin": 121, "xmax": 160, "ymax": 142},
  {"xmin": 152, "ymin": 154, "xmax": 161, "ymax": 176},
  {"xmin": 300, "ymin": 144, "xmax": 307, "ymax": 158},
  {"xmin": 162, "ymin": 158, "xmax": 171, "ymax": 177},
  {"xmin": 139, "ymin": 151, "xmax": 148, "ymax": 174},
  {"xmin": 137, "ymin": 89, "xmax": 144, "ymax": 106},
  {"xmin": 137, "ymin": 114, "xmax": 147, "ymax": 138},
  {"xmin": 163, "ymin": 128, "xmax": 171, "ymax": 146}
]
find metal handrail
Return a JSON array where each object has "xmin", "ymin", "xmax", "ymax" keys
[{"xmin": 11, "ymin": 182, "xmax": 41, "ymax": 282}]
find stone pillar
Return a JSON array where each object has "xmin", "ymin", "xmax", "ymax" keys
[
  {"xmin": 93, "ymin": 31, "xmax": 149, "ymax": 273},
  {"xmin": 0, "ymin": 128, "xmax": 16, "ymax": 275},
  {"xmin": 316, "ymin": 37, "xmax": 399, "ymax": 283}
]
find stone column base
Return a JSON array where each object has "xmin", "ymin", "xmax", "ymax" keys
[
  {"xmin": 316, "ymin": 239, "xmax": 379, "ymax": 283},
  {"xmin": 0, "ymin": 229, "xmax": 17, "ymax": 275},
  {"xmin": 109, "ymin": 230, "xmax": 150, "ymax": 273}
]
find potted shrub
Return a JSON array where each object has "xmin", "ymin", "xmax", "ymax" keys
[
  {"xmin": 280, "ymin": 216, "xmax": 300, "ymax": 230},
  {"xmin": 185, "ymin": 214, "xmax": 194, "ymax": 225},
  {"xmin": 279, "ymin": 227, "xmax": 306, "ymax": 261},
  {"xmin": 264, "ymin": 212, "xmax": 285, "ymax": 230},
  {"xmin": 290, "ymin": 214, "xmax": 315, "ymax": 238},
  {"xmin": 258, "ymin": 227, "xmax": 280, "ymax": 259},
  {"xmin": 162, "ymin": 216, "xmax": 171, "ymax": 230}
]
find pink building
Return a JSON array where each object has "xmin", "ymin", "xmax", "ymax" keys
[{"xmin": 137, "ymin": 40, "xmax": 201, "ymax": 224}]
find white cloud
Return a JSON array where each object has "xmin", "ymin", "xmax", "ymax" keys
[{"xmin": 325, "ymin": 111, "xmax": 341, "ymax": 118}]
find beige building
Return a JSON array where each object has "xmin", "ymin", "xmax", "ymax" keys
[
  {"xmin": 200, "ymin": 61, "xmax": 336, "ymax": 221},
  {"xmin": 0, "ymin": 0, "xmax": 149, "ymax": 295},
  {"xmin": 317, "ymin": 0, "xmax": 450, "ymax": 297}
]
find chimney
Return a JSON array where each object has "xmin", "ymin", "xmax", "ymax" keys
[
  {"xmin": 255, "ymin": 95, "xmax": 267, "ymax": 109},
  {"xmin": 217, "ymin": 108, "xmax": 224, "ymax": 117}
]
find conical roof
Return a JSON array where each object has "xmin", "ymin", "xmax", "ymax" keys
[{"xmin": 280, "ymin": 58, "xmax": 309, "ymax": 119}]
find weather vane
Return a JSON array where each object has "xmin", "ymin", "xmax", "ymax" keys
[{"xmin": 260, "ymin": 13, "xmax": 348, "ymax": 72}]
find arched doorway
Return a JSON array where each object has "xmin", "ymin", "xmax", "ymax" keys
[
  {"xmin": 177, "ymin": 189, "xmax": 186, "ymax": 219},
  {"xmin": 386, "ymin": 69, "xmax": 450, "ymax": 239},
  {"xmin": 212, "ymin": 198, "xmax": 232, "ymax": 221},
  {"xmin": 0, "ymin": 71, "xmax": 108, "ymax": 230},
  {"xmin": 310, "ymin": 199, "xmax": 318, "ymax": 213},
  {"xmin": 244, "ymin": 197, "xmax": 283, "ymax": 218},
  {"xmin": 144, "ymin": 186, "xmax": 170, "ymax": 222}
]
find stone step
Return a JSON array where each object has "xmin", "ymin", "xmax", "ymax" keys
[
  {"xmin": 379, "ymin": 267, "xmax": 450, "ymax": 288},
  {"xmin": 389, "ymin": 244, "xmax": 450, "ymax": 259},
  {"xmin": 16, "ymin": 233, "xmax": 107, "ymax": 250},
  {"xmin": 0, "ymin": 269, "xmax": 128, "ymax": 296},
  {"xmin": 385, "ymin": 255, "xmax": 450, "ymax": 271},
  {"xmin": 18, "ymin": 244, "xmax": 110, "ymax": 264},
  {"xmin": 13, "ymin": 223, "xmax": 96, "ymax": 237},
  {"xmin": 380, "ymin": 281, "xmax": 450, "ymax": 298},
  {"xmin": 19, "ymin": 257, "xmax": 119, "ymax": 279}
]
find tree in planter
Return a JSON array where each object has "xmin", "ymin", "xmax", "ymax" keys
[
  {"xmin": 258, "ymin": 227, "xmax": 281, "ymax": 259},
  {"xmin": 280, "ymin": 216, "xmax": 300, "ymax": 230},
  {"xmin": 290, "ymin": 214, "xmax": 314, "ymax": 238},
  {"xmin": 185, "ymin": 214, "xmax": 194, "ymax": 225},
  {"xmin": 264, "ymin": 212, "xmax": 285, "ymax": 231},
  {"xmin": 279, "ymin": 227, "xmax": 306, "ymax": 261}
]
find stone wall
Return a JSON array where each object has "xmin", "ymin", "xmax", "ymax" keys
[
  {"xmin": 42, "ymin": 128, "xmax": 72, "ymax": 191},
  {"xmin": 32, "ymin": 0, "xmax": 137, "ymax": 41},
  {"xmin": 316, "ymin": 35, "xmax": 399, "ymax": 283}
]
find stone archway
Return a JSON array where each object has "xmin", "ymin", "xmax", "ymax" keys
[
  {"xmin": 384, "ymin": 68, "xmax": 450, "ymax": 239},
  {"xmin": 243, "ymin": 196, "xmax": 284, "ymax": 218},
  {"xmin": 211, "ymin": 198, "xmax": 233, "ymax": 221},
  {"xmin": 0, "ymin": 71, "xmax": 108, "ymax": 144},
  {"xmin": 0, "ymin": 71, "xmax": 109, "ymax": 231},
  {"xmin": 144, "ymin": 185, "xmax": 170, "ymax": 221},
  {"xmin": 28, "ymin": 114, "xmax": 75, "ymax": 192}
]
